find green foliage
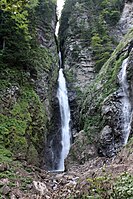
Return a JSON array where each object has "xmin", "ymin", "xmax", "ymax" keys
[
  {"xmin": 20, "ymin": 176, "xmax": 33, "ymax": 190},
  {"xmin": 91, "ymin": 33, "xmax": 112, "ymax": 72},
  {"xmin": 83, "ymin": 115, "xmax": 103, "ymax": 143},
  {"xmin": 0, "ymin": 10, "xmax": 31, "ymax": 66},
  {"xmin": 70, "ymin": 172, "xmax": 133, "ymax": 199},
  {"xmin": 112, "ymin": 173, "xmax": 133, "ymax": 199},
  {"xmin": 0, "ymin": 0, "xmax": 39, "ymax": 29},
  {"xmin": 0, "ymin": 66, "xmax": 48, "ymax": 162},
  {"xmin": 0, "ymin": 0, "xmax": 58, "ymax": 168},
  {"xmin": 0, "ymin": 114, "xmax": 27, "ymax": 149},
  {"xmin": 0, "ymin": 161, "xmax": 32, "ymax": 193},
  {"xmin": 28, "ymin": 46, "xmax": 54, "ymax": 71},
  {"xmin": 101, "ymin": 0, "xmax": 124, "ymax": 25},
  {"xmin": 0, "ymin": 146, "xmax": 12, "ymax": 163},
  {"xmin": 0, "ymin": 0, "xmax": 57, "ymax": 70},
  {"xmin": 59, "ymin": 0, "xmax": 77, "ymax": 37},
  {"xmin": 0, "ymin": 0, "xmax": 36, "ymax": 37}
]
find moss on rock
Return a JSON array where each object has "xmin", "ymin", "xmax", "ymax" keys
[
  {"xmin": 80, "ymin": 29, "xmax": 133, "ymax": 144},
  {"xmin": 0, "ymin": 66, "xmax": 49, "ymax": 165}
]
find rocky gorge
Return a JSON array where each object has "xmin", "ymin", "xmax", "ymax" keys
[{"xmin": 0, "ymin": 0, "xmax": 133, "ymax": 198}]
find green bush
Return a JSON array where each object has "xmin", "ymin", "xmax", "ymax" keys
[{"xmin": 112, "ymin": 173, "xmax": 133, "ymax": 199}]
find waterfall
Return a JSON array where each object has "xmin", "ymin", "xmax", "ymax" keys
[
  {"xmin": 118, "ymin": 57, "xmax": 132, "ymax": 145},
  {"xmin": 57, "ymin": 55, "xmax": 71, "ymax": 171}
]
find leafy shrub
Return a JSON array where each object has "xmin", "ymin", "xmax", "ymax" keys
[{"xmin": 112, "ymin": 173, "xmax": 133, "ymax": 199}]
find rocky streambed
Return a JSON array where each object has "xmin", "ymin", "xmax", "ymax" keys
[{"xmin": 0, "ymin": 139, "xmax": 133, "ymax": 199}]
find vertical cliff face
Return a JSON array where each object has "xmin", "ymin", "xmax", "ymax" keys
[
  {"xmin": 96, "ymin": 35, "xmax": 133, "ymax": 157},
  {"xmin": 110, "ymin": 1, "xmax": 133, "ymax": 42},
  {"xmin": 0, "ymin": 0, "xmax": 58, "ymax": 166},
  {"xmin": 59, "ymin": 0, "xmax": 133, "ymax": 162},
  {"xmin": 59, "ymin": 0, "xmax": 125, "ymax": 135}
]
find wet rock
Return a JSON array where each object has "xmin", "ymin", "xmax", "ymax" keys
[{"xmin": 99, "ymin": 125, "xmax": 115, "ymax": 157}]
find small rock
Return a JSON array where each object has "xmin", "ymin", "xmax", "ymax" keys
[
  {"xmin": 45, "ymin": 195, "xmax": 51, "ymax": 199},
  {"xmin": 1, "ymin": 185, "xmax": 11, "ymax": 195},
  {"xmin": 66, "ymin": 175, "xmax": 73, "ymax": 180},
  {"xmin": 0, "ymin": 178, "xmax": 9, "ymax": 185},
  {"xmin": 52, "ymin": 184, "xmax": 58, "ymax": 190},
  {"xmin": 13, "ymin": 189, "xmax": 22, "ymax": 198},
  {"xmin": 10, "ymin": 194, "xmax": 17, "ymax": 199},
  {"xmin": 55, "ymin": 173, "xmax": 64, "ymax": 179},
  {"xmin": 33, "ymin": 181, "xmax": 48, "ymax": 196},
  {"xmin": 0, "ymin": 163, "xmax": 9, "ymax": 171},
  {"xmin": 26, "ymin": 184, "xmax": 32, "ymax": 190}
]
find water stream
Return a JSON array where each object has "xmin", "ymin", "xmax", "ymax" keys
[
  {"xmin": 54, "ymin": 0, "xmax": 71, "ymax": 171},
  {"xmin": 118, "ymin": 57, "xmax": 132, "ymax": 145},
  {"xmin": 57, "ymin": 63, "xmax": 71, "ymax": 171}
]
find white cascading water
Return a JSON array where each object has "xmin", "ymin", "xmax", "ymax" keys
[
  {"xmin": 118, "ymin": 57, "xmax": 132, "ymax": 145},
  {"xmin": 57, "ymin": 59, "xmax": 71, "ymax": 171}
]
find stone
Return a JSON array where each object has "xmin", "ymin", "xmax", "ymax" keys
[
  {"xmin": 66, "ymin": 130, "xmax": 97, "ymax": 167},
  {"xmin": 100, "ymin": 126, "xmax": 113, "ymax": 143},
  {"xmin": 10, "ymin": 194, "xmax": 17, "ymax": 199},
  {"xmin": 1, "ymin": 185, "xmax": 11, "ymax": 195},
  {"xmin": 33, "ymin": 181, "xmax": 48, "ymax": 196},
  {"xmin": 0, "ymin": 163, "xmax": 9, "ymax": 172},
  {"xmin": 0, "ymin": 178, "xmax": 9, "ymax": 185}
]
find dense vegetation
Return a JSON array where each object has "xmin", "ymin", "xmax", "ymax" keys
[
  {"xmin": 0, "ymin": 0, "xmax": 57, "ymax": 165},
  {"xmin": 0, "ymin": 0, "xmax": 56, "ymax": 69}
]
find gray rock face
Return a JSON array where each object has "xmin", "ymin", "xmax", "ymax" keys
[
  {"xmin": 60, "ymin": 1, "xmax": 96, "ymax": 135},
  {"xmin": 35, "ymin": 2, "xmax": 58, "ymax": 121},
  {"xmin": 33, "ymin": 2, "xmax": 62, "ymax": 170},
  {"xmin": 44, "ymin": 95, "xmax": 62, "ymax": 170},
  {"xmin": 99, "ymin": 91, "xmax": 124, "ymax": 157},
  {"xmin": 99, "ymin": 49, "xmax": 133, "ymax": 157},
  {"xmin": 63, "ymin": 39, "xmax": 95, "ymax": 91},
  {"xmin": 59, "ymin": 0, "xmax": 133, "ymax": 161},
  {"xmin": 66, "ymin": 130, "xmax": 97, "ymax": 166},
  {"xmin": 110, "ymin": 1, "xmax": 133, "ymax": 42},
  {"xmin": 36, "ymin": 1, "xmax": 57, "ymax": 54}
]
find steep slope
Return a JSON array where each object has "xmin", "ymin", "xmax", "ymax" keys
[
  {"xmin": 80, "ymin": 28, "xmax": 133, "ymax": 158},
  {"xmin": 59, "ymin": 0, "xmax": 133, "ymax": 163},
  {"xmin": 0, "ymin": 0, "xmax": 58, "ymax": 167},
  {"xmin": 59, "ymin": 0, "xmax": 125, "ymax": 135}
]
